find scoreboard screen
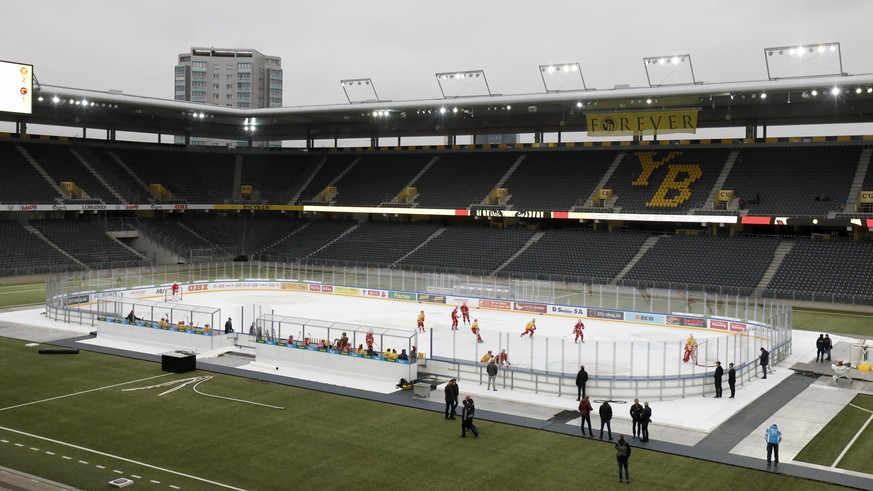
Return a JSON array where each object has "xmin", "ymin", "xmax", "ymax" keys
[{"xmin": 0, "ymin": 60, "xmax": 33, "ymax": 115}]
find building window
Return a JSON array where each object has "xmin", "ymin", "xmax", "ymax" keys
[
  {"xmin": 213, "ymin": 84, "xmax": 220, "ymax": 89},
  {"xmin": 226, "ymin": 74, "xmax": 234, "ymax": 80},
  {"xmin": 239, "ymin": 72, "xmax": 251, "ymax": 80},
  {"xmin": 238, "ymin": 62, "xmax": 251, "ymax": 70},
  {"xmin": 213, "ymin": 74, "xmax": 220, "ymax": 80},
  {"xmin": 213, "ymin": 93, "xmax": 220, "ymax": 99},
  {"xmin": 192, "ymin": 70, "xmax": 206, "ymax": 80},
  {"xmin": 193, "ymin": 60, "xmax": 207, "ymax": 68},
  {"xmin": 227, "ymin": 94, "xmax": 233, "ymax": 99}
]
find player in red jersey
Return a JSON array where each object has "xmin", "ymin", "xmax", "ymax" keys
[
  {"xmin": 573, "ymin": 319, "xmax": 585, "ymax": 343},
  {"xmin": 460, "ymin": 303, "xmax": 471, "ymax": 325},
  {"xmin": 417, "ymin": 311, "xmax": 426, "ymax": 333},
  {"xmin": 171, "ymin": 282, "xmax": 180, "ymax": 300},
  {"xmin": 471, "ymin": 319, "xmax": 483, "ymax": 343},
  {"xmin": 520, "ymin": 318, "xmax": 536, "ymax": 337},
  {"xmin": 366, "ymin": 330, "xmax": 375, "ymax": 352},
  {"xmin": 450, "ymin": 307, "xmax": 459, "ymax": 330},
  {"xmin": 498, "ymin": 349, "xmax": 511, "ymax": 366}
]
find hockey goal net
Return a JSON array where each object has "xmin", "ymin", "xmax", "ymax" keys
[{"xmin": 693, "ymin": 340, "xmax": 720, "ymax": 368}]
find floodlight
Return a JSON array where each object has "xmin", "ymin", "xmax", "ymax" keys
[
  {"xmin": 646, "ymin": 98, "xmax": 652, "ymax": 104},
  {"xmin": 538, "ymin": 62, "xmax": 587, "ymax": 93},
  {"xmin": 52, "ymin": 96, "xmax": 59, "ymax": 103},
  {"xmin": 811, "ymin": 89, "xmax": 818, "ymax": 96},
  {"xmin": 505, "ymin": 105, "xmax": 511, "ymax": 110},
  {"xmin": 434, "ymin": 69, "xmax": 490, "ymax": 98},
  {"xmin": 856, "ymin": 88, "xmax": 862, "ymax": 94},
  {"xmin": 831, "ymin": 87, "xmax": 840, "ymax": 95},
  {"xmin": 439, "ymin": 107, "xmax": 446, "ymax": 114},
  {"xmin": 760, "ymin": 93, "xmax": 767, "ymax": 99},
  {"xmin": 37, "ymin": 96, "xmax": 43, "ymax": 102},
  {"xmin": 340, "ymin": 78, "xmax": 380, "ymax": 103},
  {"xmin": 868, "ymin": 88, "xmax": 872, "ymax": 93},
  {"xmin": 643, "ymin": 54, "xmax": 696, "ymax": 87},
  {"xmin": 763, "ymin": 42, "xmax": 843, "ymax": 80},
  {"xmin": 576, "ymin": 101, "xmax": 582, "ymax": 108}
]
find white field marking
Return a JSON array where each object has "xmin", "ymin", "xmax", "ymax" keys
[
  {"xmin": 61, "ymin": 456, "xmax": 71, "ymax": 460},
  {"xmin": 192, "ymin": 378, "xmax": 285, "ymax": 410},
  {"xmin": 849, "ymin": 403, "xmax": 873, "ymax": 414},
  {"xmin": 112, "ymin": 470, "xmax": 123, "ymax": 474},
  {"xmin": 0, "ymin": 425, "xmax": 246, "ymax": 491},
  {"xmin": 0, "ymin": 374, "xmax": 172, "ymax": 412},
  {"xmin": 13, "ymin": 443, "xmax": 23, "ymax": 447},
  {"xmin": 131, "ymin": 475, "xmax": 142, "ymax": 479},
  {"xmin": 29, "ymin": 447, "xmax": 39, "ymax": 451},
  {"xmin": 832, "ymin": 408, "xmax": 873, "ymax": 468},
  {"xmin": 0, "ymin": 439, "xmax": 7, "ymax": 443},
  {"xmin": 150, "ymin": 480, "xmax": 161, "ymax": 484},
  {"xmin": 78, "ymin": 460, "xmax": 88, "ymax": 464},
  {"xmin": 96, "ymin": 465, "xmax": 105, "ymax": 469},
  {"xmin": 0, "ymin": 288, "xmax": 44, "ymax": 295},
  {"xmin": 45, "ymin": 451, "xmax": 55, "ymax": 455},
  {"xmin": 170, "ymin": 486, "xmax": 181, "ymax": 490}
]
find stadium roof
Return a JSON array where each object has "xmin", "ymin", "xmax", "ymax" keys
[{"xmin": 11, "ymin": 73, "xmax": 873, "ymax": 144}]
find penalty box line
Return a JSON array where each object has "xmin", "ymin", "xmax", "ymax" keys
[
  {"xmin": 0, "ymin": 373, "xmax": 173, "ymax": 413},
  {"xmin": 831, "ymin": 404, "xmax": 873, "ymax": 468},
  {"xmin": 0, "ymin": 424, "xmax": 245, "ymax": 491}
]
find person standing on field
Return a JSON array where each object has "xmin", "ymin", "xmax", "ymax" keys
[
  {"xmin": 444, "ymin": 379, "xmax": 458, "ymax": 419},
  {"xmin": 599, "ymin": 400, "xmax": 613, "ymax": 441},
  {"xmin": 815, "ymin": 334, "xmax": 825, "ymax": 363},
  {"xmin": 714, "ymin": 361, "xmax": 724, "ymax": 398},
  {"xmin": 417, "ymin": 311, "xmax": 426, "ymax": 333},
  {"xmin": 760, "ymin": 347, "xmax": 770, "ymax": 379},
  {"xmin": 520, "ymin": 318, "xmax": 536, "ymax": 337},
  {"xmin": 615, "ymin": 435, "xmax": 632, "ymax": 483},
  {"xmin": 765, "ymin": 423, "xmax": 782, "ymax": 467},
  {"xmin": 460, "ymin": 303, "xmax": 471, "ymax": 325},
  {"xmin": 728, "ymin": 362, "xmax": 736, "ymax": 398},
  {"xmin": 640, "ymin": 402, "xmax": 651, "ymax": 442},
  {"xmin": 486, "ymin": 357, "xmax": 498, "ymax": 391},
  {"xmin": 460, "ymin": 396, "xmax": 478, "ymax": 438},
  {"xmin": 629, "ymin": 399, "xmax": 643, "ymax": 439},
  {"xmin": 578, "ymin": 396, "xmax": 594, "ymax": 437},
  {"xmin": 576, "ymin": 365, "xmax": 588, "ymax": 401}
]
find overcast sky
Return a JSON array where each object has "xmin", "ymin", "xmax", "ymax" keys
[{"xmin": 4, "ymin": 0, "xmax": 872, "ymax": 107}]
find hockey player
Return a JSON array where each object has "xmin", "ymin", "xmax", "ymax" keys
[
  {"xmin": 450, "ymin": 307, "xmax": 459, "ymax": 330},
  {"xmin": 471, "ymin": 319, "xmax": 483, "ymax": 343},
  {"xmin": 417, "ymin": 311, "xmax": 426, "ymax": 333},
  {"xmin": 171, "ymin": 282, "xmax": 180, "ymax": 300},
  {"xmin": 460, "ymin": 303, "xmax": 471, "ymax": 325},
  {"xmin": 520, "ymin": 318, "xmax": 537, "ymax": 338},
  {"xmin": 683, "ymin": 334, "xmax": 698, "ymax": 363},
  {"xmin": 573, "ymin": 319, "xmax": 585, "ymax": 343},
  {"xmin": 366, "ymin": 330, "xmax": 375, "ymax": 352},
  {"xmin": 498, "ymin": 349, "xmax": 511, "ymax": 366},
  {"xmin": 480, "ymin": 350, "xmax": 494, "ymax": 363}
]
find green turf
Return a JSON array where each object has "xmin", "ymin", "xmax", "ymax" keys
[
  {"xmin": 794, "ymin": 394, "xmax": 873, "ymax": 475},
  {"xmin": 0, "ymin": 282, "xmax": 45, "ymax": 308},
  {"xmin": 792, "ymin": 308, "xmax": 873, "ymax": 337},
  {"xmin": 0, "ymin": 336, "xmax": 855, "ymax": 491}
]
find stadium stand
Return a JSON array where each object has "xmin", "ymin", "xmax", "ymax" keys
[
  {"xmin": 620, "ymin": 234, "xmax": 780, "ymax": 295},
  {"xmin": 503, "ymin": 150, "xmax": 616, "ymax": 210},
  {"xmin": 501, "ymin": 228, "xmax": 650, "ymax": 282},
  {"xmin": 30, "ymin": 219, "xmax": 144, "ymax": 268},
  {"xmin": 0, "ymin": 221, "xmax": 77, "ymax": 275},
  {"xmin": 0, "ymin": 141, "xmax": 64, "ymax": 203},
  {"xmin": 332, "ymin": 153, "xmax": 433, "ymax": 206},
  {"xmin": 20, "ymin": 142, "xmax": 122, "ymax": 204},
  {"xmin": 396, "ymin": 224, "xmax": 535, "ymax": 274},
  {"xmin": 297, "ymin": 154, "xmax": 359, "ymax": 203},
  {"xmin": 603, "ymin": 148, "xmax": 731, "ymax": 213},
  {"xmin": 307, "ymin": 220, "xmax": 441, "ymax": 267},
  {"xmin": 109, "ymin": 147, "xmax": 236, "ymax": 203},
  {"xmin": 413, "ymin": 152, "xmax": 518, "ymax": 208},
  {"xmin": 259, "ymin": 219, "xmax": 358, "ymax": 260},
  {"xmin": 724, "ymin": 146, "xmax": 861, "ymax": 216},
  {"xmin": 765, "ymin": 238, "xmax": 873, "ymax": 304},
  {"xmin": 239, "ymin": 153, "xmax": 315, "ymax": 203}
]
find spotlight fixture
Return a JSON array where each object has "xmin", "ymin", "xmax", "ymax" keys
[
  {"xmin": 811, "ymin": 89, "xmax": 818, "ymax": 96},
  {"xmin": 831, "ymin": 87, "xmax": 840, "ymax": 96},
  {"xmin": 439, "ymin": 107, "xmax": 446, "ymax": 114},
  {"xmin": 760, "ymin": 93, "xmax": 767, "ymax": 99},
  {"xmin": 576, "ymin": 101, "xmax": 582, "ymax": 108},
  {"xmin": 868, "ymin": 88, "xmax": 873, "ymax": 94},
  {"xmin": 857, "ymin": 88, "xmax": 863, "ymax": 94},
  {"xmin": 52, "ymin": 96, "xmax": 60, "ymax": 103},
  {"xmin": 37, "ymin": 96, "xmax": 43, "ymax": 102},
  {"xmin": 646, "ymin": 98, "xmax": 652, "ymax": 104}
]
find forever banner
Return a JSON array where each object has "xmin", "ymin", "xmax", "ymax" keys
[{"xmin": 586, "ymin": 109, "xmax": 698, "ymax": 136}]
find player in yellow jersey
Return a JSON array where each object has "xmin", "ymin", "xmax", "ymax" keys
[
  {"xmin": 417, "ymin": 310, "xmax": 425, "ymax": 333},
  {"xmin": 521, "ymin": 318, "xmax": 536, "ymax": 338},
  {"xmin": 471, "ymin": 319, "xmax": 483, "ymax": 343}
]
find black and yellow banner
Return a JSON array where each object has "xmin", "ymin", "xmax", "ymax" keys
[{"xmin": 587, "ymin": 109, "xmax": 698, "ymax": 136}]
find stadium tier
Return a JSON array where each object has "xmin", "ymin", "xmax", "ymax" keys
[{"xmin": 1, "ymin": 137, "xmax": 873, "ymax": 305}]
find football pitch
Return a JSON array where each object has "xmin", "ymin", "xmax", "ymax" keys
[
  {"xmin": 0, "ymin": 336, "xmax": 855, "ymax": 491},
  {"xmin": 0, "ymin": 280, "xmax": 871, "ymax": 489}
]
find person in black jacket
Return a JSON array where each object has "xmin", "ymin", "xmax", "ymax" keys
[
  {"xmin": 728, "ymin": 362, "xmax": 736, "ymax": 398},
  {"xmin": 760, "ymin": 347, "xmax": 770, "ymax": 379},
  {"xmin": 615, "ymin": 435, "xmax": 632, "ymax": 483},
  {"xmin": 640, "ymin": 402, "xmax": 652, "ymax": 442},
  {"xmin": 599, "ymin": 401, "xmax": 613, "ymax": 440},
  {"xmin": 444, "ymin": 379, "xmax": 458, "ymax": 419},
  {"xmin": 824, "ymin": 334, "xmax": 833, "ymax": 361},
  {"xmin": 486, "ymin": 357, "xmax": 498, "ymax": 391},
  {"xmin": 714, "ymin": 361, "xmax": 724, "ymax": 398},
  {"xmin": 460, "ymin": 395, "xmax": 478, "ymax": 438},
  {"xmin": 576, "ymin": 365, "xmax": 588, "ymax": 401},
  {"xmin": 815, "ymin": 334, "xmax": 826, "ymax": 363},
  {"xmin": 629, "ymin": 399, "xmax": 643, "ymax": 439}
]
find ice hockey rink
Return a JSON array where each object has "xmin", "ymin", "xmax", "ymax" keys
[{"xmin": 0, "ymin": 289, "xmax": 846, "ymax": 463}]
